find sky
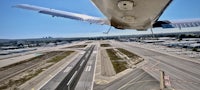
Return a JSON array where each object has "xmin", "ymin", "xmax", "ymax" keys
[{"xmin": 0, "ymin": 0, "xmax": 200, "ymax": 39}]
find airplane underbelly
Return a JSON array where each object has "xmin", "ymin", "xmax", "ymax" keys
[{"xmin": 91, "ymin": 0, "xmax": 172, "ymax": 30}]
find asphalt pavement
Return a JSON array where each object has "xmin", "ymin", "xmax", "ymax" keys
[
  {"xmin": 41, "ymin": 45, "xmax": 95, "ymax": 90},
  {"xmin": 110, "ymin": 41, "xmax": 200, "ymax": 90},
  {"xmin": 75, "ymin": 45, "xmax": 97, "ymax": 90}
]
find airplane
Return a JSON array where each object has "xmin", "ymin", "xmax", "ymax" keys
[{"xmin": 14, "ymin": 0, "xmax": 200, "ymax": 32}]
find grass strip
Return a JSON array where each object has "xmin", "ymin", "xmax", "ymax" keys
[
  {"xmin": 66, "ymin": 45, "xmax": 87, "ymax": 48},
  {"xmin": 106, "ymin": 49, "xmax": 127, "ymax": 73},
  {"xmin": 0, "ymin": 51, "xmax": 63, "ymax": 71},
  {"xmin": 0, "ymin": 55, "xmax": 44, "ymax": 71},
  {"xmin": 112, "ymin": 61, "xmax": 127, "ymax": 73},
  {"xmin": 100, "ymin": 44, "xmax": 111, "ymax": 47},
  {"xmin": 106, "ymin": 49, "xmax": 121, "ymax": 60},
  {"xmin": 47, "ymin": 51, "xmax": 74, "ymax": 63},
  {"xmin": 0, "ymin": 65, "xmax": 52, "ymax": 90},
  {"xmin": 0, "ymin": 51, "xmax": 73, "ymax": 89},
  {"xmin": 117, "ymin": 48, "xmax": 144, "ymax": 65},
  {"xmin": 117, "ymin": 48, "xmax": 140, "ymax": 59}
]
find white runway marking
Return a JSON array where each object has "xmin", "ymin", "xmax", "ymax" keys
[
  {"xmin": 64, "ymin": 67, "xmax": 72, "ymax": 72},
  {"xmin": 85, "ymin": 66, "xmax": 92, "ymax": 72},
  {"xmin": 93, "ymin": 51, "xmax": 97, "ymax": 54}
]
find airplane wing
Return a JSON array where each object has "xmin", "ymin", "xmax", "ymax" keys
[
  {"xmin": 14, "ymin": 4, "xmax": 110, "ymax": 25},
  {"xmin": 153, "ymin": 19, "xmax": 200, "ymax": 29}
]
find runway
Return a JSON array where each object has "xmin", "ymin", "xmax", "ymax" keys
[
  {"xmin": 40, "ymin": 45, "xmax": 95, "ymax": 90},
  {"xmin": 75, "ymin": 44, "xmax": 97, "ymax": 90}
]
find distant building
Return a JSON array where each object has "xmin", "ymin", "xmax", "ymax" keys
[
  {"xmin": 0, "ymin": 46, "xmax": 18, "ymax": 50},
  {"xmin": 182, "ymin": 38, "xmax": 200, "ymax": 41},
  {"xmin": 47, "ymin": 43, "xmax": 56, "ymax": 47},
  {"xmin": 158, "ymin": 37, "xmax": 176, "ymax": 40},
  {"xmin": 162, "ymin": 41, "xmax": 198, "ymax": 48},
  {"xmin": 188, "ymin": 43, "xmax": 200, "ymax": 48},
  {"xmin": 141, "ymin": 40, "xmax": 165, "ymax": 43}
]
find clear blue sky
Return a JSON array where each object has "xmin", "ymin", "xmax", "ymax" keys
[{"xmin": 0, "ymin": 0, "xmax": 200, "ymax": 39}]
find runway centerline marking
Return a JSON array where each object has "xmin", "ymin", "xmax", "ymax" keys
[{"xmin": 64, "ymin": 67, "xmax": 72, "ymax": 72}]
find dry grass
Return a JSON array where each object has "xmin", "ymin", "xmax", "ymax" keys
[
  {"xmin": 0, "ymin": 51, "xmax": 63, "ymax": 71},
  {"xmin": 106, "ymin": 49, "xmax": 121, "ymax": 60},
  {"xmin": 117, "ymin": 48, "xmax": 140, "ymax": 59},
  {"xmin": 106, "ymin": 49, "xmax": 127, "ymax": 73},
  {"xmin": 111, "ymin": 61, "xmax": 127, "ymax": 73},
  {"xmin": 47, "ymin": 51, "xmax": 74, "ymax": 63},
  {"xmin": 66, "ymin": 45, "xmax": 87, "ymax": 48},
  {"xmin": 0, "ymin": 65, "xmax": 51, "ymax": 90},
  {"xmin": 0, "ymin": 51, "xmax": 74, "ymax": 89},
  {"xmin": 100, "ymin": 44, "xmax": 111, "ymax": 47},
  {"xmin": 117, "ymin": 48, "xmax": 144, "ymax": 65}
]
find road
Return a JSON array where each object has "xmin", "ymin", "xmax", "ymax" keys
[{"xmin": 110, "ymin": 40, "xmax": 200, "ymax": 90}]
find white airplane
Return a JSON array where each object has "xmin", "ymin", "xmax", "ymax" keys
[{"xmin": 14, "ymin": 0, "xmax": 200, "ymax": 31}]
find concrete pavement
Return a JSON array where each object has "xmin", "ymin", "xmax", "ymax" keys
[{"xmin": 111, "ymin": 40, "xmax": 200, "ymax": 90}]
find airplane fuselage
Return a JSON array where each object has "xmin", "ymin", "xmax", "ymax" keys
[{"xmin": 91, "ymin": 0, "xmax": 172, "ymax": 30}]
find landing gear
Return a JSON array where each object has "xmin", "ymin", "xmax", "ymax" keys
[
  {"xmin": 150, "ymin": 27, "xmax": 155, "ymax": 38},
  {"xmin": 103, "ymin": 26, "xmax": 112, "ymax": 34}
]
